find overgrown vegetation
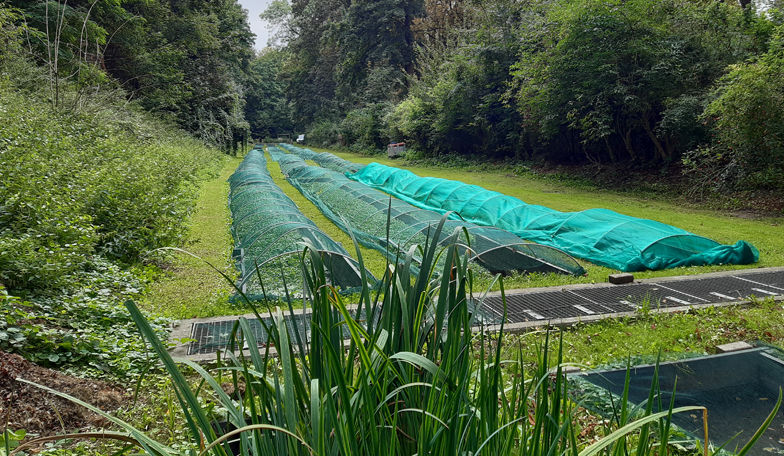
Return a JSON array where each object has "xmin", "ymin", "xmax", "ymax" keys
[{"xmin": 0, "ymin": 4, "xmax": 224, "ymax": 376}]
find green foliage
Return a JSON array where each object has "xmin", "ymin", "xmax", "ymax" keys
[
  {"xmin": 5, "ymin": 0, "xmax": 257, "ymax": 149},
  {"xmin": 333, "ymin": 0, "xmax": 424, "ymax": 104},
  {"xmin": 281, "ymin": 0, "xmax": 423, "ymax": 129},
  {"xmin": 339, "ymin": 102, "xmax": 393, "ymax": 152},
  {"xmin": 691, "ymin": 22, "xmax": 784, "ymax": 191},
  {"xmin": 124, "ymin": 0, "xmax": 255, "ymax": 150},
  {"xmin": 0, "ymin": 82, "xmax": 221, "ymax": 289},
  {"xmin": 0, "ymin": 5, "xmax": 24, "ymax": 61},
  {"xmin": 0, "ymin": 260, "xmax": 171, "ymax": 377},
  {"xmin": 307, "ymin": 119, "xmax": 342, "ymax": 147},
  {"xmin": 0, "ymin": 1, "xmax": 226, "ymax": 378},
  {"xmin": 244, "ymin": 49, "xmax": 293, "ymax": 140},
  {"xmin": 509, "ymin": 0, "xmax": 774, "ymax": 164},
  {"xmin": 338, "ymin": 0, "xmax": 783, "ymax": 177},
  {"xmin": 1, "ymin": 429, "xmax": 26, "ymax": 456},
  {"xmin": 0, "ymin": 287, "xmax": 50, "ymax": 357}
]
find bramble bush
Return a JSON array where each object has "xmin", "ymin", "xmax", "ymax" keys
[
  {"xmin": 0, "ymin": 72, "xmax": 222, "ymax": 291},
  {"xmin": 0, "ymin": 13, "xmax": 224, "ymax": 374}
]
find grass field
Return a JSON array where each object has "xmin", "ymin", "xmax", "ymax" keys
[
  {"xmin": 141, "ymin": 156, "xmax": 241, "ymax": 319},
  {"xmin": 146, "ymin": 146, "xmax": 782, "ymax": 322}
]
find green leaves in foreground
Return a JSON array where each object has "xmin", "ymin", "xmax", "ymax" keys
[{"xmin": 13, "ymin": 217, "xmax": 784, "ymax": 455}]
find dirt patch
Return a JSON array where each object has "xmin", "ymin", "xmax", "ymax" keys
[
  {"xmin": 730, "ymin": 211, "xmax": 762, "ymax": 220},
  {"xmin": 0, "ymin": 351, "xmax": 128, "ymax": 440}
]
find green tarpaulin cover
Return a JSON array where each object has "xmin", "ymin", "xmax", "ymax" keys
[{"xmin": 347, "ymin": 163, "xmax": 759, "ymax": 272}]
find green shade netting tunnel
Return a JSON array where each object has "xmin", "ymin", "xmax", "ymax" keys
[
  {"xmin": 271, "ymin": 153, "xmax": 585, "ymax": 277},
  {"xmin": 347, "ymin": 163, "xmax": 759, "ymax": 272},
  {"xmin": 228, "ymin": 148, "xmax": 374, "ymax": 299},
  {"xmin": 278, "ymin": 143, "xmax": 317, "ymax": 159},
  {"xmin": 279, "ymin": 143, "xmax": 365, "ymax": 174}
]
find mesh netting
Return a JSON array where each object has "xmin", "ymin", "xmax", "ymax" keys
[
  {"xmin": 347, "ymin": 163, "xmax": 759, "ymax": 272},
  {"xmin": 275, "ymin": 154, "xmax": 585, "ymax": 276},
  {"xmin": 279, "ymin": 143, "xmax": 366, "ymax": 174},
  {"xmin": 278, "ymin": 143, "xmax": 318, "ymax": 159},
  {"xmin": 228, "ymin": 149, "xmax": 374, "ymax": 300},
  {"xmin": 268, "ymin": 146, "xmax": 298, "ymax": 164},
  {"xmin": 571, "ymin": 344, "xmax": 784, "ymax": 456}
]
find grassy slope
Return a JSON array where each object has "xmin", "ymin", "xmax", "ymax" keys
[
  {"xmin": 141, "ymin": 156, "xmax": 242, "ymax": 319},
  {"xmin": 310, "ymin": 147, "xmax": 784, "ymax": 291}
]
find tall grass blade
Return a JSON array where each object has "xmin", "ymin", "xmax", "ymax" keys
[
  {"xmin": 124, "ymin": 300, "xmax": 224, "ymax": 454},
  {"xmin": 198, "ymin": 424, "xmax": 314, "ymax": 456},
  {"xmin": 579, "ymin": 406, "xmax": 706, "ymax": 456}
]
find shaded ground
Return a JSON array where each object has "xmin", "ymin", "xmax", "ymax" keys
[
  {"xmin": 0, "ymin": 351, "xmax": 127, "ymax": 440},
  {"xmin": 529, "ymin": 162, "xmax": 784, "ymax": 215}
]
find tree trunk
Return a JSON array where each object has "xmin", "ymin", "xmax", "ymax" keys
[
  {"xmin": 663, "ymin": 134, "xmax": 675, "ymax": 157},
  {"xmin": 604, "ymin": 136, "xmax": 617, "ymax": 163},
  {"xmin": 620, "ymin": 127, "xmax": 637, "ymax": 161},
  {"xmin": 641, "ymin": 114, "xmax": 667, "ymax": 161}
]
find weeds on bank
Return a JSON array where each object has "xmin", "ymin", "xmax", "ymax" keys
[{"xmin": 504, "ymin": 295, "xmax": 784, "ymax": 371}]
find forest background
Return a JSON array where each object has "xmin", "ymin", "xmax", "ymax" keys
[{"xmin": 2, "ymin": 0, "xmax": 783, "ymax": 192}]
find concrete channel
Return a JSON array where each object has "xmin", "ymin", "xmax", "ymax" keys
[{"xmin": 169, "ymin": 266, "xmax": 784, "ymax": 362}]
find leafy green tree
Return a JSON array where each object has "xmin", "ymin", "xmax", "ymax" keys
[
  {"xmin": 244, "ymin": 48, "xmax": 293, "ymax": 139},
  {"xmin": 693, "ymin": 22, "xmax": 784, "ymax": 190},
  {"xmin": 334, "ymin": 0, "xmax": 425, "ymax": 104},
  {"xmin": 116, "ymin": 0, "xmax": 255, "ymax": 149},
  {"xmin": 276, "ymin": 0, "xmax": 346, "ymax": 126},
  {"xmin": 8, "ymin": 0, "xmax": 257, "ymax": 149},
  {"xmin": 510, "ymin": 0, "xmax": 774, "ymax": 164}
]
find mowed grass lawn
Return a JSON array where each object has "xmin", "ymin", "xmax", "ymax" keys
[
  {"xmin": 311, "ymin": 147, "xmax": 784, "ymax": 288},
  {"xmin": 142, "ymin": 156, "xmax": 242, "ymax": 319}
]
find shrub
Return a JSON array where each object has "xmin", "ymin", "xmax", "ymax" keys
[
  {"xmin": 0, "ymin": 77, "xmax": 222, "ymax": 292},
  {"xmin": 686, "ymin": 23, "xmax": 784, "ymax": 191},
  {"xmin": 340, "ymin": 102, "xmax": 393, "ymax": 152}
]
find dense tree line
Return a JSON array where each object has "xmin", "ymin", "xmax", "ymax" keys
[
  {"xmin": 267, "ymin": 0, "xmax": 783, "ymax": 192},
  {"xmin": 5, "ymin": 0, "xmax": 782, "ymax": 191},
  {"xmin": 2, "ymin": 0, "xmax": 291, "ymax": 150}
]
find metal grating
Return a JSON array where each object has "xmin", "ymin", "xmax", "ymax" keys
[
  {"xmin": 186, "ymin": 269, "xmax": 783, "ymax": 354},
  {"xmin": 188, "ymin": 299, "xmax": 502, "ymax": 355},
  {"xmin": 188, "ymin": 309, "xmax": 377, "ymax": 356},
  {"xmin": 483, "ymin": 269, "xmax": 784, "ymax": 324},
  {"xmin": 189, "ymin": 313, "xmax": 314, "ymax": 355}
]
